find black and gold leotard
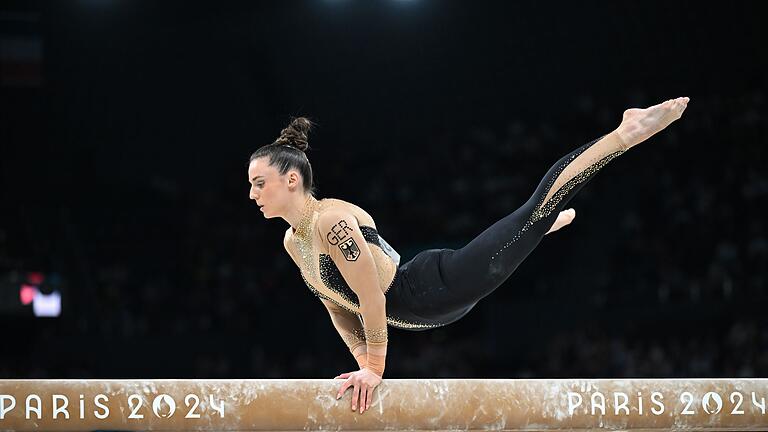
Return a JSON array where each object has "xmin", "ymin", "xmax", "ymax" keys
[
  {"xmin": 284, "ymin": 196, "xmax": 449, "ymax": 330},
  {"xmin": 286, "ymin": 131, "xmax": 628, "ymax": 332}
]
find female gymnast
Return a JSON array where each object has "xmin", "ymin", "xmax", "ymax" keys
[{"xmin": 247, "ymin": 97, "xmax": 689, "ymax": 414}]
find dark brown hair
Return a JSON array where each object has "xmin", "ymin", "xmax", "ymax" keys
[{"xmin": 249, "ymin": 117, "xmax": 316, "ymax": 196}]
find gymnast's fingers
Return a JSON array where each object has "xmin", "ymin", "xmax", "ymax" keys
[
  {"xmin": 351, "ymin": 383, "xmax": 360, "ymax": 411},
  {"xmin": 365, "ymin": 387, "xmax": 373, "ymax": 411},
  {"xmin": 359, "ymin": 386, "xmax": 368, "ymax": 413},
  {"xmin": 337, "ymin": 380, "xmax": 351, "ymax": 399}
]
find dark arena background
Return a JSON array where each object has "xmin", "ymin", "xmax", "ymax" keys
[{"xmin": 1, "ymin": 1, "xmax": 766, "ymax": 382}]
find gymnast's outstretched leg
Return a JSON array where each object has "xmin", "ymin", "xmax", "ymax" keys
[{"xmin": 436, "ymin": 97, "xmax": 690, "ymax": 310}]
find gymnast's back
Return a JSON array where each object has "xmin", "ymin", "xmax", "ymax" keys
[{"xmin": 282, "ymin": 197, "xmax": 402, "ymax": 313}]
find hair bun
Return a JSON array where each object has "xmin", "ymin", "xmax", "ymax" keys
[{"xmin": 274, "ymin": 117, "xmax": 313, "ymax": 152}]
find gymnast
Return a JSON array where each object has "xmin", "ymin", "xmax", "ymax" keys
[{"xmin": 246, "ymin": 97, "xmax": 689, "ymax": 414}]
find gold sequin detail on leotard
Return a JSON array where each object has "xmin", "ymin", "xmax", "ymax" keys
[
  {"xmin": 364, "ymin": 326, "xmax": 388, "ymax": 344},
  {"xmin": 491, "ymin": 135, "xmax": 626, "ymax": 261},
  {"xmin": 530, "ymin": 149, "xmax": 625, "ymax": 223},
  {"xmin": 293, "ymin": 195, "xmax": 320, "ymax": 281},
  {"xmin": 341, "ymin": 328, "xmax": 367, "ymax": 347},
  {"xmin": 301, "ymin": 273, "xmax": 442, "ymax": 330}
]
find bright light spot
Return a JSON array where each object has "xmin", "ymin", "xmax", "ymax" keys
[{"xmin": 33, "ymin": 290, "xmax": 61, "ymax": 317}]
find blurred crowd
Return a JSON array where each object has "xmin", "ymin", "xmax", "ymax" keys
[{"xmin": 1, "ymin": 90, "xmax": 766, "ymax": 379}]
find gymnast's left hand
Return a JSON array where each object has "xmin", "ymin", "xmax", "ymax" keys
[{"xmin": 334, "ymin": 368, "xmax": 382, "ymax": 414}]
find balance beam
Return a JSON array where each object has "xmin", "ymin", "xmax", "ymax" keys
[{"xmin": 1, "ymin": 379, "xmax": 767, "ymax": 430}]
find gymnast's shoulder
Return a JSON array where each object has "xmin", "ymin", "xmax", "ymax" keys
[{"xmin": 316, "ymin": 197, "xmax": 377, "ymax": 229}]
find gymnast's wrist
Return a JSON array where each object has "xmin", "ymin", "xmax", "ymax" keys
[
  {"xmin": 349, "ymin": 342, "xmax": 368, "ymax": 368},
  {"xmin": 363, "ymin": 326, "xmax": 387, "ymax": 376},
  {"xmin": 353, "ymin": 351, "xmax": 367, "ymax": 369},
  {"xmin": 365, "ymin": 352, "xmax": 386, "ymax": 377}
]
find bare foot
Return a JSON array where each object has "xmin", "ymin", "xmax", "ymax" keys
[
  {"xmin": 546, "ymin": 208, "xmax": 576, "ymax": 235},
  {"xmin": 616, "ymin": 97, "xmax": 690, "ymax": 149}
]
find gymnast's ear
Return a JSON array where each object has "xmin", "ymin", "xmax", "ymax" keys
[{"xmin": 285, "ymin": 169, "xmax": 302, "ymax": 191}]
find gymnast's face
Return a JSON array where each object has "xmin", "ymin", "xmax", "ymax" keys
[{"xmin": 248, "ymin": 157, "xmax": 299, "ymax": 219}]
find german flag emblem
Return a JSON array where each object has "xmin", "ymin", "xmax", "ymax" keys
[{"xmin": 339, "ymin": 238, "xmax": 360, "ymax": 261}]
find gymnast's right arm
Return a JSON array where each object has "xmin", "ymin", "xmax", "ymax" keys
[{"xmin": 320, "ymin": 298, "xmax": 368, "ymax": 369}]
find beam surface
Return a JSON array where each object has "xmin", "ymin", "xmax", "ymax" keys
[{"xmin": 1, "ymin": 379, "xmax": 767, "ymax": 431}]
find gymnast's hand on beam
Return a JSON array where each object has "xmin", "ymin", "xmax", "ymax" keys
[{"xmin": 334, "ymin": 368, "xmax": 382, "ymax": 414}]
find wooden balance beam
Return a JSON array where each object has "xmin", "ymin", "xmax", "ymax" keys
[{"xmin": 1, "ymin": 379, "xmax": 767, "ymax": 430}]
